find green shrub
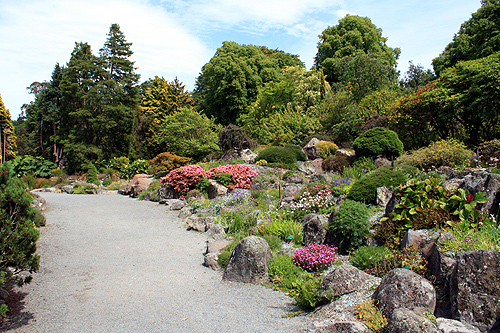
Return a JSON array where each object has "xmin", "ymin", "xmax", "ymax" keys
[
  {"xmin": 347, "ymin": 166, "xmax": 406, "ymax": 203},
  {"xmin": 86, "ymin": 163, "xmax": 100, "ymax": 185},
  {"xmin": 352, "ymin": 127, "xmax": 403, "ymax": 158},
  {"xmin": 262, "ymin": 216, "xmax": 303, "ymax": 245},
  {"xmin": 289, "ymin": 272, "xmax": 325, "ymax": 310},
  {"xmin": 32, "ymin": 177, "xmax": 51, "ymax": 189},
  {"xmin": 121, "ymin": 159, "xmax": 150, "ymax": 180},
  {"xmin": 268, "ymin": 254, "xmax": 304, "ymax": 292},
  {"xmin": 329, "ymin": 199, "xmax": 370, "ymax": 254},
  {"xmin": 350, "ymin": 246, "xmax": 388, "ymax": 270},
  {"xmin": 323, "ymin": 154, "xmax": 351, "ymax": 173},
  {"xmin": 255, "ymin": 146, "xmax": 297, "ymax": 165},
  {"xmin": 212, "ymin": 172, "xmax": 232, "ymax": 187},
  {"xmin": 108, "ymin": 156, "xmax": 130, "ymax": 173},
  {"xmin": 149, "ymin": 152, "xmax": 191, "ymax": 176},
  {"xmin": 342, "ymin": 157, "xmax": 376, "ymax": 180},
  {"xmin": 263, "ymin": 235, "xmax": 283, "ymax": 252},
  {"xmin": 218, "ymin": 124, "xmax": 256, "ymax": 151},
  {"xmin": 399, "ymin": 139, "xmax": 473, "ymax": 170},
  {"xmin": 102, "ymin": 179, "xmax": 113, "ymax": 187},
  {"xmin": 0, "ymin": 164, "xmax": 40, "ymax": 291},
  {"xmin": 284, "ymin": 144, "xmax": 307, "ymax": 161},
  {"xmin": 8, "ymin": 155, "xmax": 57, "ymax": 178},
  {"xmin": 32, "ymin": 209, "xmax": 46, "ymax": 227}
]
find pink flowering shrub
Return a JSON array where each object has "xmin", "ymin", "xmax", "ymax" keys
[
  {"xmin": 292, "ymin": 244, "xmax": 339, "ymax": 272},
  {"xmin": 209, "ymin": 164, "xmax": 257, "ymax": 190},
  {"xmin": 161, "ymin": 164, "xmax": 258, "ymax": 196},
  {"xmin": 160, "ymin": 165, "xmax": 208, "ymax": 195}
]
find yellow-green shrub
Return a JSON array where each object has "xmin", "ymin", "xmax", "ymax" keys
[
  {"xmin": 399, "ymin": 139, "xmax": 473, "ymax": 169},
  {"xmin": 315, "ymin": 141, "xmax": 339, "ymax": 159}
]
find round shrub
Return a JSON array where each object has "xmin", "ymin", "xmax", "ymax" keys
[
  {"xmin": 292, "ymin": 244, "xmax": 339, "ymax": 272},
  {"xmin": 329, "ymin": 199, "xmax": 370, "ymax": 254},
  {"xmin": 399, "ymin": 139, "xmax": 473, "ymax": 170},
  {"xmin": 255, "ymin": 146, "xmax": 297, "ymax": 165},
  {"xmin": 350, "ymin": 246, "xmax": 388, "ymax": 270},
  {"xmin": 315, "ymin": 141, "xmax": 339, "ymax": 159},
  {"xmin": 347, "ymin": 166, "xmax": 406, "ymax": 204},
  {"xmin": 284, "ymin": 144, "xmax": 307, "ymax": 161},
  {"xmin": 352, "ymin": 127, "xmax": 403, "ymax": 158}
]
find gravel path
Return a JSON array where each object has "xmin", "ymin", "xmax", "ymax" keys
[{"xmin": 2, "ymin": 192, "xmax": 308, "ymax": 333}]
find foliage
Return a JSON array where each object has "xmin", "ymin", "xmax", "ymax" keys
[
  {"xmin": 194, "ymin": 41, "xmax": 303, "ymax": 125},
  {"xmin": 211, "ymin": 172, "xmax": 232, "ymax": 187},
  {"xmin": 322, "ymin": 154, "xmax": 351, "ymax": 173},
  {"xmin": 261, "ymin": 214, "xmax": 304, "ymax": 245},
  {"xmin": 217, "ymin": 251, "xmax": 231, "ymax": 269},
  {"xmin": 350, "ymin": 246, "xmax": 388, "ymax": 270},
  {"xmin": 342, "ymin": 157, "xmax": 376, "ymax": 180},
  {"xmin": 365, "ymin": 246, "xmax": 428, "ymax": 277},
  {"xmin": 399, "ymin": 61, "xmax": 435, "ymax": 93},
  {"xmin": 268, "ymin": 254, "xmax": 304, "ymax": 292},
  {"xmin": 150, "ymin": 152, "xmax": 191, "ymax": 175},
  {"xmin": 218, "ymin": 124, "xmax": 255, "ymax": 152},
  {"xmin": 315, "ymin": 141, "xmax": 339, "ymax": 159},
  {"xmin": 9, "ymin": 155, "xmax": 57, "ymax": 178},
  {"xmin": 161, "ymin": 165, "xmax": 208, "ymax": 196},
  {"xmin": 352, "ymin": 127, "xmax": 403, "ymax": 158},
  {"xmin": 432, "ymin": 0, "xmax": 500, "ymax": 76},
  {"xmin": 140, "ymin": 77, "xmax": 194, "ymax": 157},
  {"xmin": 355, "ymin": 300, "xmax": 388, "ymax": 333},
  {"xmin": 331, "ymin": 176, "xmax": 355, "ymax": 196},
  {"xmin": 0, "ymin": 94, "xmax": 17, "ymax": 161},
  {"xmin": 262, "ymin": 235, "xmax": 283, "ymax": 252},
  {"xmin": 32, "ymin": 208, "xmax": 47, "ymax": 227},
  {"xmin": 347, "ymin": 166, "xmax": 406, "ymax": 204},
  {"xmin": 284, "ymin": 144, "xmax": 307, "ymax": 162},
  {"xmin": 289, "ymin": 185, "xmax": 335, "ymax": 216},
  {"xmin": 86, "ymin": 163, "xmax": 99, "ymax": 185},
  {"xmin": 157, "ymin": 107, "xmax": 221, "ymax": 161},
  {"xmin": 71, "ymin": 184, "xmax": 97, "ymax": 194},
  {"xmin": 255, "ymin": 159, "xmax": 267, "ymax": 166},
  {"xmin": 315, "ymin": 14, "xmax": 400, "ymax": 86},
  {"xmin": 292, "ymin": 244, "xmax": 339, "ymax": 272},
  {"xmin": 120, "ymin": 159, "xmax": 150, "ymax": 180},
  {"xmin": 255, "ymin": 146, "xmax": 296, "ymax": 165},
  {"xmin": 329, "ymin": 199, "xmax": 370, "ymax": 254},
  {"xmin": 108, "ymin": 156, "xmax": 129, "ymax": 173},
  {"xmin": 399, "ymin": 139, "xmax": 473, "ymax": 170},
  {"xmin": 0, "ymin": 164, "xmax": 40, "ymax": 291},
  {"xmin": 289, "ymin": 272, "xmax": 325, "ymax": 310},
  {"xmin": 440, "ymin": 52, "xmax": 500, "ymax": 144}
]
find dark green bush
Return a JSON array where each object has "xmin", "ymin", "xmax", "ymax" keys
[
  {"xmin": 263, "ymin": 235, "xmax": 283, "ymax": 252},
  {"xmin": 8, "ymin": 155, "xmax": 57, "ymax": 178},
  {"xmin": 352, "ymin": 127, "xmax": 403, "ymax": 158},
  {"xmin": 212, "ymin": 172, "xmax": 233, "ymax": 187},
  {"xmin": 218, "ymin": 124, "xmax": 256, "ymax": 152},
  {"xmin": 284, "ymin": 144, "xmax": 307, "ymax": 161},
  {"xmin": 323, "ymin": 154, "xmax": 352, "ymax": 173},
  {"xmin": 33, "ymin": 209, "xmax": 46, "ymax": 227},
  {"xmin": 329, "ymin": 199, "xmax": 370, "ymax": 254},
  {"xmin": 350, "ymin": 246, "xmax": 388, "ymax": 270},
  {"xmin": 347, "ymin": 166, "xmax": 406, "ymax": 204},
  {"xmin": 255, "ymin": 146, "xmax": 297, "ymax": 165}
]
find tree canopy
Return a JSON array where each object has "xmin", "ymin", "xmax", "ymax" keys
[
  {"xmin": 194, "ymin": 41, "xmax": 303, "ymax": 125},
  {"xmin": 0, "ymin": 94, "xmax": 17, "ymax": 162},
  {"xmin": 432, "ymin": 0, "xmax": 500, "ymax": 76}
]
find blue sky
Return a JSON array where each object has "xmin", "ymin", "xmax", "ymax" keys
[{"xmin": 0, "ymin": 0, "xmax": 482, "ymax": 119}]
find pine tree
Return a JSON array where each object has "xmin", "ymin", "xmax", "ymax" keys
[{"xmin": 0, "ymin": 94, "xmax": 17, "ymax": 162}]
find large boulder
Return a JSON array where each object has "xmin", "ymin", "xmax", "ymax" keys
[
  {"xmin": 450, "ymin": 250, "xmax": 500, "ymax": 332},
  {"xmin": 222, "ymin": 236, "xmax": 272, "ymax": 284},
  {"xmin": 123, "ymin": 174, "xmax": 152, "ymax": 197},
  {"xmin": 158, "ymin": 184, "xmax": 179, "ymax": 202},
  {"xmin": 386, "ymin": 308, "xmax": 438, "ymax": 333},
  {"xmin": 322, "ymin": 264, "xmax": 374, "ymax": 298},
  {"xmin": 301, "ymin": 214, "xmax": 329, "ymax": 246},
  {"xmin": 304, "ymin": 138, "xmax": 321, "ymax": 160},
  {"xmin": 186, "ymin": 216, "xmax": 217, "ymax": 232},
  {"xmin": 376, "ymin": 186, "xmax": 395, "ymax": 209},
  {"xmin": 207, "ymin": 179, "xmax": 228, "ymax": 199},
  {"xmin": 373, "ymin": 268, "xmax": 436, "ymax": 319},
  {"xmin": 435, "ymin": 318, "xmax": 481, "ymax": 333}
]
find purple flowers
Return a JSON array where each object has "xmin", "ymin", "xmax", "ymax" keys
[{"xmin": 292, "ymin": 244, "xmax": 339, "ymax": 272}]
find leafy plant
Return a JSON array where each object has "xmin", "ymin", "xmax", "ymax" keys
[
  {"xmin": 8, "ymin": 155, "xmax": 57, "ymax": 178},
  {"xmin": 292, "ymin": 244, "xmax": 339, "ymax": 272},
  {"xmin": 329, "ymin": 199, "xmax": 370, "ymax": 254},
  {"xmin": 447, "ymin": 188, "xmax": 487, "ymax": 229},
  {"xmin": 71, "ymin": 184, "xmax": 97, "ymax": 194},
  {"xmin": 399, "ymin": 139, "xmax": 473, "ymax": 170},
  {"xmin": 289, "ymin": 272, "xmax": 325, "ymax": 310},
  {"xmin": 263, "ymin": 235, "xmax": 283, "ymax": 252},
  {"xmin": 323, "ymin": 154, "xmax": 351, "ymax": 173},
  {"xmin": 268, "ymin": 254, "xmax": 304, "ymax": 292},
  {"xmin": 347, "ymin": 165, "xmax": 406, "ymax": 203},
  {"xmin": 355, "ymin": 300, "xmax": 388, "ymax": 333},
  {"xmin": 108, "ymin": 156, "xmax": 130, "ymax": 173},
  {"xmin": 315, "ymin": 141, "xmax": 339, "ymax": 159},
  {"xmin": 263, "ymin": 216, "xmax": 303, "ymax": 245},
  {"xmin": 350, "ymin": 246, "xmax": 388, "ymax": 270},
  {"xmin": 352, "ymin": 127, "xmax": 403, "ymax": 158},
  {"xmin": 121, "ymin": 159, "xmax": 150, "ymax": 180}
]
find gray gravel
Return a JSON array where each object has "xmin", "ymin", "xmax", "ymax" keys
[{"xmin": 2, "ymin": 192, "xmax": 308, "ymax": 333}]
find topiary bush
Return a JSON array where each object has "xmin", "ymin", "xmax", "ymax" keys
[
  {"xmin": 329, "ymin": 199, "xmax": 370, "ymax": 254},
  {"xmin": 352, "ymin": 127, "xmax": 403, "ymax": 158},
  {"xmin": 399, "ymin": 139, "xmax": 473, "ymax": 170},
  {"xmin": 218, "ymin": 124, "xmax": 256, "ymax": 152},
  {"xmin": 284, "ymin": 144, "xmax": 307, "ymax": 161},
  {"xmin": 347, "ymin": 166, "xmax": 406, "ymax": 204},
  {"xmin": 255, "ymin": 146, "xmax": 297, "ymax": 165}
]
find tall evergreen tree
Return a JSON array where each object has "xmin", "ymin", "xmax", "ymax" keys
[{"xmin": 0, "ymin": 94, "xmax": 17, "ymax": 162}]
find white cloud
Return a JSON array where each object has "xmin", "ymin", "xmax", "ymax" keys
[{"xmin": 0, "ymin": 0, "xmax": 211, "ymax": 118}]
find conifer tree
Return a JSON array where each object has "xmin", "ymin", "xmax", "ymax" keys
[{"xmin": 0, "ymin": 94, "xmax": 17, "ymax": 162}]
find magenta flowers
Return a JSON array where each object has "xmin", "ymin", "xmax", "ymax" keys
[{"xmin": 292, "ymin": 244, "xmax": 339, "ymax": 272}]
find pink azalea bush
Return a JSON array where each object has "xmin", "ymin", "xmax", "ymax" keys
[
  {"xmin": 209, "ymin": 164, "xmax": 257, "ymax": 190},
  {"xmin": 160, "ymin": 165, "xmax": 208, "ymax": 195},
  {"xmin": 161, "ymin": 164, "xmax": 258, "ymax": 195},
  {"xmin": 292, "ymin": 244, "xmax": 339, "ymax": 272}
]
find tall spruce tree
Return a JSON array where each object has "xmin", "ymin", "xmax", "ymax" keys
[{"xmin": 0, "ymin": 94, "xmax": 17, "ymax": 162}]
